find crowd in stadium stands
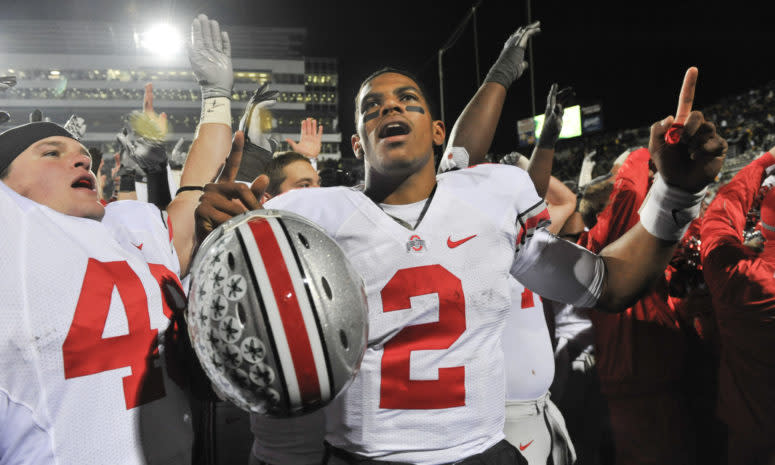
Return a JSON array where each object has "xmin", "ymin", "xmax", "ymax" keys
[
  {"xmin": 5, "ymin": 68, "xmax": 324, "ymax": 85},
  {"xmin": 542, "ymin": 80, "xmax": 775, "ymax": 190},
  {"xmin": 5, "ymin": 12, "xmax": 775, "ymax": 465},
  {"xmin": 2, "ymin": 86, "xmax": 337, "ymax": 105}
]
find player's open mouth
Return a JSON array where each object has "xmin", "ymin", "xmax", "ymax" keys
[
  {"xmin": 71, "ymin": 176, "xmax": 95, "ymax": 190},
  {"xmin": 378, "ymin": 121, "xmax": 411, "ymax": 139}
]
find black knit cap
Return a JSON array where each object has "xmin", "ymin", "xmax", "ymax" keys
[{"xmin": 0, "ymin": 122, "xmax": 77, "ymax": 173}]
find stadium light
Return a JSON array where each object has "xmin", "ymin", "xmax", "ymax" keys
[{"xmin": 138, "ymin": 24, "xmax": 184, "ymax": 56}]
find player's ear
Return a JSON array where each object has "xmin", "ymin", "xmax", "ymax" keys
[
  {"xmin": 432, "ymin": 120, "xmax": 445, "ymax": 147},
  {"xmin": 351, "ymin": 134, "xmax": 364, "ymax": 159}
]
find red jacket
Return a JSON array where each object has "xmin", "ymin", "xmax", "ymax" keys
[
  {"xmin": 583, "ymin": 148, "xmax": 688, "ymax": 395},
  {"xmin": 701, "ymin": 152, "xmax": 775, "ymax": 440}
]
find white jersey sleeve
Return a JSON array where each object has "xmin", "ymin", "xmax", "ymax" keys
[{"xmin": 512, "ymin": 228, "xmax": 604, "ymax": 308}]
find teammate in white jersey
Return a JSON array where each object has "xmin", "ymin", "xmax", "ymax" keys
[
  {"xmin": 0, "ymin": 15, "xmax": 251, "ymax": 463},
  {"xmin": 0, "ymin": 122, "xmax": 200, "ymax": 464},
  {"xmin": 440, "ymin": 82, "xmax": 578, "ymax": 464}
]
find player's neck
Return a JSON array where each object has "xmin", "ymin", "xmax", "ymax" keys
[{"xmin": 364, "ymin": 159, "xmax": 436, "ymax": 205}]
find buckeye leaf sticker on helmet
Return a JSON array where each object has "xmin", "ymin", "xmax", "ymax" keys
[{"xmin": 187, "ymin": 210, "xmax": 368, "ymax": 417}]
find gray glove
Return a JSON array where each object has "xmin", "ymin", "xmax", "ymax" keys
[
  {"xmin": 484, "ymin": 21, "xmax": 541, "ymax": 89},
  {"xmin": 116, "ymin": 128, "xmax": 146, "ymax": 177},
  {"xmin": 188, "ymin": 14, "xmax": 233, "ymax": 99},
  {"xmin": 538, "ymin": 84, "xmax": 574, "ymax": 149},
  {"xmin": 63, "ymin": 115, "xmax": 87, "ymax": 140},
  {"xmin": 238, "ymin": 82, "xmax": 279, "ymax": 152},
  {"xmin": 131, "ymin": 138, "xmax": 168, "ymax": 175},
  {"xmin": 169, "ymin": 137, "xmax": 188, "ymax": 169}
]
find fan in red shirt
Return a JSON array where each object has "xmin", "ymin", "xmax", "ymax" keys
[
  {"xmin": 701, "ymin": 148, "xmax": 775, "ymax": 465},
  {"xmin": 582, "ymin": 146, "xmax": 712, "ymax": 464}
]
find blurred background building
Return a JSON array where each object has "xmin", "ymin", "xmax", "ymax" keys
[{"xmin": 0, "ymin": 19, "xmax": 343, "ymax": 159}]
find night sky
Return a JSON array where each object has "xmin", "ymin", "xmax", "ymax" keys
[{"xmin": 3, "ymin": 0, "xmax": 772, "ymax": 155}]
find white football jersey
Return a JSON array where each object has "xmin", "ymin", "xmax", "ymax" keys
[
  {"xmin": 0, "ymin": 182, "xmax": 193, "ymax": 465},
  {"xmin": 265, "ymin": 164, "xmax": 548, "ymax": 464},
  {"xmin": 502, "ymin": 280, "xmax": 555, "ymax": 401}
]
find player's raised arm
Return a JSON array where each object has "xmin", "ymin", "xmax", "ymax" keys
[
  {"xmin": 167, "ymin": 14, "xmax": 236, "ymax": 276},
  {"xmin": 446, "ymin": 21, "xmax": 540, "ymax": 166},
  {"xmin": 595, "ymin": 66, "xmax": 727, "ymax": 311},
  {"xmin": 528, "ymin": 84, "xmax": 573, "ymax": 197},
  {"xmin": 514, "ymin": 67, "xmax": 727, "ymax": 313}
]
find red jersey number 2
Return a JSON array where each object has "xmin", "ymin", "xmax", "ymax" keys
[
  {"xmin": 62, "ymin": 258, "xmax": 174, "ymax": 410},
  {"xmin": 379, "ymin": 265, "xmax": 466, "ymax": 409}
]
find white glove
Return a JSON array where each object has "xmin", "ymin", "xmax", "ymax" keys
[{"xmin": 188, "ymin": 14, "xmax": 233, "ymax": 99}]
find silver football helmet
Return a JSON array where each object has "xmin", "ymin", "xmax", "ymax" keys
[{"xmin": 187, "ymin": 209, "xmax": 368, "ymax": 417}]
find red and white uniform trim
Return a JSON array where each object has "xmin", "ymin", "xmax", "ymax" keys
[{"xmin": 238, "ymin": 217, "xmax": 332, "ymax": 409}]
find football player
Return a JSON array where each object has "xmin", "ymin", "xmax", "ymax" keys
[
  {"xmin": 0, "ymin": 122, "xmax": 196, "ymax": 463},
  {"xmin": 196, "ymin": 63, "xmax": 725, "ymax": 465},
  {"xmin": 0, "ymin": 14, "xmax": 257, "ymax": 463}
]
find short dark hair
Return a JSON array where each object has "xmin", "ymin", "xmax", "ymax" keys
[
  {"xmin": 354, "ymin": 67, "xmax": 438, "ymax": 122},
  {"xmin": 265, "ymin": 151, "xmax": 312, "ymax": 196},
  {"xmin": 0, "ymin": 165, "xmax": 9, "ymax": 180}
]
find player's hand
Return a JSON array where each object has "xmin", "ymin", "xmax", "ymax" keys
[
  {"xmin": 649, "ymin": 67, "xmax": 727, "ymax": 193},
  {"xmin": 195, "ymin": 132, "xmax": 269, "ymax": 243},
  {"xmin": 134, "ymin": 82, "xmax": 169, "ymax": 138},
  {"xmin": 485, "ymin": 20, "xmax": 541, "ymax": 88},
  {"xmin": 286, "ymin": 117, "xmax": 323, "ymax": 159},
  {"xmin": 131, "ymin": 137, "xmax": 168, "ymax": 174},
  {"xmin": 188, "ymin": 14, "xmax": 233, "ymax": 100},
  {"xmin": 247, "ymin": 82, "xmax": 278, "ymax": 108},
  {"xmin": 238, "ymin": 82, "xmax": 278, "ymax": 149},
  {"xmin": 63, "ymin": 114, "xmax": 87, "ymax": 140},
  {"xmin": 115, "ymin": 128, "xmax": 145, "ymax": 177},
  {"xmin": 169, "ymin": 137, "xmax": 188, "ymax": 169},
  {"xmin": 537, "ymin": 83, "xmax": 574, "ymax": 149}
]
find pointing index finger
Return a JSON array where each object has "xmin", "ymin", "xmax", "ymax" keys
[
  {"xmin": 218, "ymin": 131, "xmax": 245, "ymax": 184},
  {"xmin": 674, "ymin": 67, "xmax": 698, "ymax": 125}
]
